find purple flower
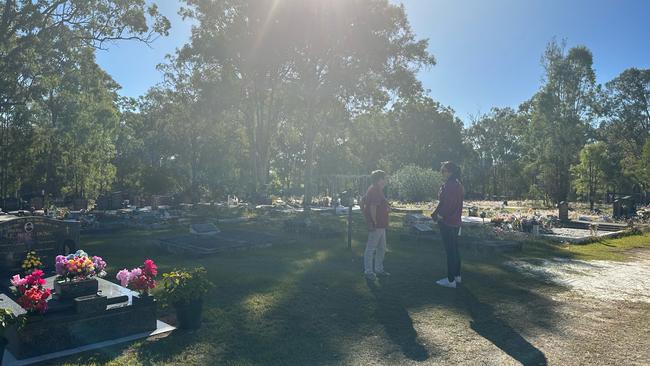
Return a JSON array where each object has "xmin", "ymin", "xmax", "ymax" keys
[
  {"xmin": 92, "ymin": 256, "xmax": 107, "ymax": 272},
  {"xmin": 55, "ymin": 255, "xmax": 67, "ymax": 276}
]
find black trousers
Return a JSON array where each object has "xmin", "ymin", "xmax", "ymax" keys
[{"xmin": 439, "ymin": 223, "xmax": 461, "ymax": 282}]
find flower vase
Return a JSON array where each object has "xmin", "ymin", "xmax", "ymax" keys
[
  {"xmin": 132, "ymin": 292, "xmax": 155, "ymax": 306},
  {"xmin": 54, "ymin": 278, "xmax": 99, "ymax": 299},
  {"xmin": 0, "ymin": 337, "xmax": 7, "ymax": 364},
  {"xmin": 174, "ymin": 299, "xmax": 204, "ymax": 330}
]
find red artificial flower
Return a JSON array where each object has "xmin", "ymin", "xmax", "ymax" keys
[
  {"xmin": 143, "ymin": 259, "xmax": 158, "ymax": 276},
  {"xmin": 12, "ymin": 269, "xmax": 51, "ymax": 313}
]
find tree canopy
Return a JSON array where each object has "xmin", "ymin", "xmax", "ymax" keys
[{"xmin": 0, "ymin": 2, "xmax": 648, "ymax": 207}]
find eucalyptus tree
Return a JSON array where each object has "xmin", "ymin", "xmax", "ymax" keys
[
  {"xmin": 527, "ymin": 40, "xmax": 597, "ymax": 203},
  {"xmin": 285, "ymin": 0, "xmax": 435, "ymax": 207},
  {"xmin": 390, "ymin": 97, "xmax": 464, "ymax": 170},
  {"xmin": 571, "ymin": 142, "xmax": 614, "ymax": 209},
  {"xmin": 179, "ymin": 0, "xmax": 294, "ymax": 195},
  {"xmin": 599, "ymin": 68, "xmax": 650, "ymax": 192},
  {"xmin": 0, "ymin": 0, "xmax": 169, "ymax": 202},
  {"xmin": 465, "ymin": 107, "xmax": 525, "ymax": 198},
  {"xmin": 0, "ymin": 0, "xmax": 169, "ymax": 110}
]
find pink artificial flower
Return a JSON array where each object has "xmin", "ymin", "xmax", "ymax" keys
[
  {"xmin": 129, "ymin": 268, "xmax": 142, "ymax": 280},
  {"xmin": 116, "ymin": 269, "xmax": 131, "ymax": 287},
  {"xmin": 11, "ymin": 274, "xmax": 27, "ymax": 287}
]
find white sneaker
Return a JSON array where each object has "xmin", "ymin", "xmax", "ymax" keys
[
  {"xmin": 455, "ymin": 276, "xmax": 462, "ymax": 284},
  {"xmin": 436, "ymin": 278, "xmax": 457, "ymax": 288},
  {"xmin": 365, "ymin": 272, "xmax": 377, "ymax": 281}
]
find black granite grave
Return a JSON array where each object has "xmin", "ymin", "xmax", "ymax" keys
[
  {"xmin": 158, "ymin": 229, "xmax": 277, "ymax": 254},
  {"xmin": 0, "ymin": 216, "xmax": 161, "ymax": 361},
  {"xmin": 2, "ymin": 277, "xmax": 157, "ymax": 359},
  {"xmin": 0, "ymin": 216, "xmax": 80, "ymax": 276}
]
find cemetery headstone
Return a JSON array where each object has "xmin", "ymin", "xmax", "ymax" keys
[
  {"xmin": 0, "ymin": 216, "xmax": 79, "ymax": 275},
  {"xmin": 558, "ymin": 201, "xmax": 569, "ymax": 222}
]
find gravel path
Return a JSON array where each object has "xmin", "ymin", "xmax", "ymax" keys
[{"xmin": 505, "ymin": 256, "xmax": 650, "ymax": 303}]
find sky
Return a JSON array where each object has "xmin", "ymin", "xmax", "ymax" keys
[{"xmin": 96, "ymin": 0, "xmax": 650, "ymax": 124}]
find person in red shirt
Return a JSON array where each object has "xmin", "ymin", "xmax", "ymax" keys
[
  {"xmin": 362, "ymin": 170, "xmax": 390, "ymax": 280},
  {"xmin": 431, "ymin": 161, "xmax": 464, "ymax": 288}
]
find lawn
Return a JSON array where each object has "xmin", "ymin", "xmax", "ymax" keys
[{"xmin": 49, "ymin": 213, "xmax": 650, "ymax": 365}]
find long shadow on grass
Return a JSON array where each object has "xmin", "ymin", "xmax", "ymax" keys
[
  {"xmin": 367, "ymin": 278, "xmax": 430, "ymax": 361},
  {"xmin": 69, "ymin": 223, "xmax": 565, "ymax": 365},
  {"xmin": 393, "ymin": 234, "xmax": 566, "ymax": 335},
  {"xmin": 456, "ymin": 286, "xmax": 548, "ymax": 366}
]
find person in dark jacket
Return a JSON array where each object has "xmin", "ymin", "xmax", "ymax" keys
[{"xmin": 431, "ymin": 161, "xmax": 464, "ymax": 288}]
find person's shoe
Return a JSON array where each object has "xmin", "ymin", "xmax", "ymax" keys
[
  {"xmin": 455, "ymin": 276, "xmax": 462, "ymax": 284},
  {"xmin": 436, "ymin": 278, "xmax": 456, "ymax": 288},
  {"xmin": 364, "ymin": 272, "xmax": 377, "ymax": 281},
  {"xmin": 376, "ymin": 270, "xmax": 390, "ymax": 277}
]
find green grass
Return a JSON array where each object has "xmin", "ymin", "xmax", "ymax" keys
[
  {"xmin": 47, "ymin": 214, "xmax": 649, "ymax": 365},
  {"xmin": 515, "ymin": 232, "xmax": 650, "ymax": 261}
]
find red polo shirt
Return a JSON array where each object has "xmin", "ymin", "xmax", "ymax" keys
[{"xmin": 363, "ymin": 185, "xmax": 389, "ymax": 229}]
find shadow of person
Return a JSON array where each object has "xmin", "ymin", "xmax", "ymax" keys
[
  {"xmin": 457, "ymin": 286, "xmax": 548, "ymax": 366},
  {"xmin": 367, "ymin": 278, "xmax": 431, "ymax": 361}
]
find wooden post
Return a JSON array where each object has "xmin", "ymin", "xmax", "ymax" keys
[{"xmin": 347, "ymin": 194, "xmax": 353, "ymax": 250}]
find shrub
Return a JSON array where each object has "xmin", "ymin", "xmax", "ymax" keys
[
  {"xmin": 391, "ymin": 165, "xmax": 442, "ymax": 202},
  {"xmin": 157, "ymin": 267, "xmax": 214, "ymax": 307}
]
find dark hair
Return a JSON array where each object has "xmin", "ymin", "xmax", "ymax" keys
[
  {"xmin": 440, "ymin": 161, "xmax": 461, "ymax": 180},
  {"xmin": 370, "ymin": 170, "xmax": 387, "ymax": 184}
]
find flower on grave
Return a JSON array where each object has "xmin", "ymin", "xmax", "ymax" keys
[
  {"xmin": 21, "ymin": 250, "xmax": 43, "ymax": 274},
  {"xmin": 55, "ymin": 250, "xmax": 106, "ymax": 281},
  {"xmin": 11, "ymin": 269, "xmax": 51, "ymax": 313},
  {"xmin": 92, "ymin": 256, "xmax": 107, "ymax": 276},
  {"xmin": 116, "ymin": 259, "xmax": 157, "ymax": 295}
]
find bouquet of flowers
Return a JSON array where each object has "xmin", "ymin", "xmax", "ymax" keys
[
  {"xmin": 11, "ymin": 270, "xmax": 51, "ymax": 313},
  {"xmin": 21, "ymin": 251, "xmax": 43, "ymax": 274},
  {"xmin": 116, "ymin": 259, "xmax": 158, "ymax": 295},
  {"xmin": 55, "ymin": 250, "xmax": 107, "ymax": 281}
]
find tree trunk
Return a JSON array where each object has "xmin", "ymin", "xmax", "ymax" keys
[
  {"xmin": 303, "ymin": 141, "xmax": 315, "ymax": 209},
  {"xmin": 303, "ymin": 121, "xmax": 318, "ymax": 209}
]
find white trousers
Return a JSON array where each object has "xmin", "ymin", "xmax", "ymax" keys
[{"xmin": 364, "ymin": 228, "xmax": 386, "ymax": 273}]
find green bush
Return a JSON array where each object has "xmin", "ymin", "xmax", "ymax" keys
[
  {"xmin": 391, "ymin": 165, "xmax": 442, "ymax": 202},
  {"xmin": 157, "ymin": 267, "xmax": 214, "ymax": 307}
]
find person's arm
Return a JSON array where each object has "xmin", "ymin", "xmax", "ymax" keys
[
  {"xmin": 436, "ymin": 183, "xmax": 460, "ymax": 221},
  {"xmin": 369, "ymin": 205, "xmax": 378, "ymax": 228},
  {"xmin": 431, "ymin": 186, "xmax": 447, "ymax": 221}
]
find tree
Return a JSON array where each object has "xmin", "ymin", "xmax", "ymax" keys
[
  {"xmin": 0, "ymin": 1, "xmax": 169, "ymax": 204},
  {"xmin": 391, "ymin": 97, "xmax": 464, "ymax": 170},
  {"xmin": 0, "ymin": 0, "xmax": 169, "ymax": 109},
  {"xmin": 179, "ymin": 0, "xmax": 293, "ymax": 195},
  {"xmin": 526, "ymin": 40, "xmax": 596, "ymax": 203},
  {"xmin": 179, "ymin": 0, "xmax": 434, "ymax": 206},
  {"xmin": 599, "ymin": 68, "xmax": 650, "ymax": 192},
  {"xmin": 639, "ymin": 138, "xmax": 650, "ymax": 191},
  {"xmin": 571, "ymin": 142, "xmax": 613, "ymax": 209},
  {"xmin": 464, "ymin": 107, "xmax": 526, "ymax": 198},
  {"xmin": 286, "ymin": 0, "xmax": 435, "ymax": 207}
]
